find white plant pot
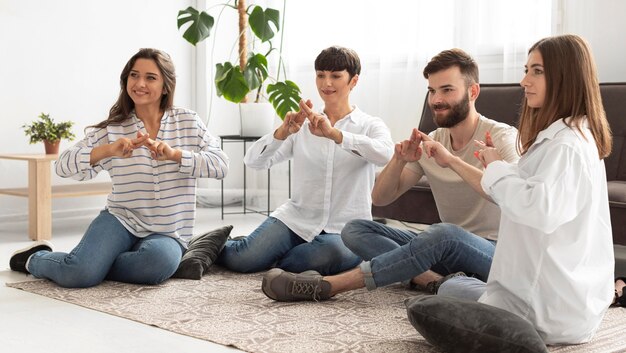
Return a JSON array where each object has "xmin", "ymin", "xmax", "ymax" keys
[{"xmin": 239, "ymin": 102, "xmax": 277, "ymax": 137}]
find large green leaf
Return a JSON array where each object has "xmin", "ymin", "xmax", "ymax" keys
[
  {"xmin": 267, "ymin": 80, "xmax": 301, "ymax": 119},
  {"xmin": 248, "ymin": 6, "xmax": 279, "ymax": 43},
  {"xmin": 215, "ymin": 63, "xmax": 250, "ymax": 103},
  {"xmin": 244, "ymin": 53, "xmax": 269, "ymax": 91},
  {"xmin": 177, "ymin": 7, "xmax": 214, "ymax": 46}
]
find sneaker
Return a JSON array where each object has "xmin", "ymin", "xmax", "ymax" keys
[
  {"xmin": 9, "ymin": 240, "xmax": 53, "ymax": 274},
  {"xmin": 425, "ymin": 271, "xmax": 466, "ymax": 294},
  {"xmin": 262, "ymin": 268, "xmax": 331, "ymax": 302}
]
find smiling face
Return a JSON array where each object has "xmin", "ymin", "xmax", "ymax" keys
[
  {"xmin": 520, "ymin": 50, "xmax": 546, "ymax": 109},
  {"xmin": 315, "ymin": 70, "xmax": 357, "ymax": 106},
  {"xmin": 426, "ymin": 66, "xmax": 472, "ymax": 128},
  {"xmin": 126, "ymin": 58, "xmax": 165, "ymax": 110}
]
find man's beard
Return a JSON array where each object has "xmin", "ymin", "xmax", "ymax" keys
[{"xmin": 430, "ymin": 92, "xmax": 470, "ymax": 128}]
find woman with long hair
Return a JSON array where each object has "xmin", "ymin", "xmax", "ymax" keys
[
  {"xmin": 423, "ymin": 34, "xmax": 613, "ymax": 344},
  {"xmin": 9, "ymin": 48, "xmax": 229, "ymax": 288}
]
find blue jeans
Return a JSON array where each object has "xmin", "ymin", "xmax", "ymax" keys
[
  {"xmin": 28, "ymin": 210, "xmax": 183, "ymax": 288},
  {"xmin": 341, "ymin": 220, "xmax": 495, "ymax": 290},
  {"xmin": 217, "ymin": 217, "xmax": 361, "ymax": 275}
]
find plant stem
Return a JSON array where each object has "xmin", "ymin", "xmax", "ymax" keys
[
  {"xmin": 238, "ymin": 0, "xmax": 248, "ymax": 103},
  {"xmin": 277, "ymin": 0, "xmax": 287, "ymax": 81}
]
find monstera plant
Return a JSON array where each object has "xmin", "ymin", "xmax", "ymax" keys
[{"xmin": 177, "ymin": 0, "xmax": 301, "ymax": 119}]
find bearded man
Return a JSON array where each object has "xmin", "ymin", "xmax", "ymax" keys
[{"xmin": 261, "ymin": 48, "xmax": 521, "ymax": 302}]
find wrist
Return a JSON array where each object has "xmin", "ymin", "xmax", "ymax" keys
[
  {"xmin": 391, "ymin": 155, "xmax": 409, "ymax": 168},
  {"xmin": 274, "ymin": 127, "xmax": 288, "ymax": 140},
  {"xmin": 448, "ymin": 155, "xmax": 463, "ymax": 168},
  {"xmin": 333, "ymin": 129, "xmax": 343, "ymax": 144},
  {"xmin": 172, "ymin": 149, "xmax": 183, "ymax": 163},
  {"xmin": 101, "ymin": 144, "xmax": 114, "ymax": 159}
]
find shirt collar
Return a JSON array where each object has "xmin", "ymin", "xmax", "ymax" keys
[
  {"xmin": 320, "ymin": 105, "xmax": 362, "ymax": 124},
  {"xmin": 533, "ymin": 116, "xmax": 588, "ymax": 146}
]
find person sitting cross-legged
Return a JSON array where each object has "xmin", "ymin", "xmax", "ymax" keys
[{"xmin": 261, "ymin": 48, "xmax": 519, "ymax": 301}]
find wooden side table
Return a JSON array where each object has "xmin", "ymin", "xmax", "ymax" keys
[{"xmin": 0, "ymin": 154, "xmax": 111, "ymax": 241}]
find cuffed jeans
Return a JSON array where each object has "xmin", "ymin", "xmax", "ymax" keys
[
  {"xmin": 341, "ymin": 220, "xmax": 495, "ymax": 290},
  {"xmin": 217, "ymin": 216, "xmax": 361, "ymax": 275},
  {"xmin": 437, "ymin": 276, "xmax": 487, "ymax": 301},
  {"xmin": 27, "ymin": 210, "xmax": 183, "ymax": 288}
]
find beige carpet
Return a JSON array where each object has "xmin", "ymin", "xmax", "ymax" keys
[{"xmin": 7, "ymin": 267, "xmax": 626, "ymax": 353}]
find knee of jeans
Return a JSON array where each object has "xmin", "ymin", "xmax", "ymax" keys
[
  {"xmin": 218, "ymin": 247, "xmax": 268, "ymax": 273},
  {"xmin": 341, "ymin": 219, "xmax": 370, "ymax": 248},
  {"xmin": 55, "ymin": 266, "xmax": 108, "ymax": 288},
  {"xmin": 424, "ymin": 223, "xmax": 466, "ymax": 241}
]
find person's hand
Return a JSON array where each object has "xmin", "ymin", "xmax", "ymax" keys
[
  {"xmin": 474, "ymin": 131, "xmax": 502, "ymax": 167},
  {"xmin": 108, "ymin": 132, "xmax": 151, "ymax": 158},
  {"xmin": 139, "ymin": 131, "xmax": 181, "ymax": 162},
  {"xmin": 301, "ymin": 100, "xmax": 342, "ymax": 143},
  {"xmin": 274, "ymin": 99, "xmax": 312, "ymax": 140},
  {"xmin": 421, "ymin": 132, "xmax": 455, "ymax": 168},
  {"xmin": 394, "ymin": 128, "xmax": 423, "ymax": 163}
]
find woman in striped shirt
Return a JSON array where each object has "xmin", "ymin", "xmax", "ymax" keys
[{"xmin": 9, "ymin": 48, "xmax": 229, "ymax": 288}]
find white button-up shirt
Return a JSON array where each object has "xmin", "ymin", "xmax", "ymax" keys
[
  {"xmin": 244, "ymin": 106, "xmax": 393, "ymax": 242},
  {"xmin": 479, "ymin": 118, "xmax": 613, "ymax": 344}
]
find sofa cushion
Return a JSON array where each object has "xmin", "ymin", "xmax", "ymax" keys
[
  {"xmin": 608, "ymin": 181, "xmax": 626, "ymax": 205},
  {"xmin": 405, "ymin": 295, "xmax": 548, "ymax": 353}
]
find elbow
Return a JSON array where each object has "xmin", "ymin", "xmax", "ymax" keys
[{"xmin": 371, "ymin": 192, "xmax": 392, "ymax": 207}]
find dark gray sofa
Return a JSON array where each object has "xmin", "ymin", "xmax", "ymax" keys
[{"xmin": 372, "ymin": 82, "xmax": 626, "ymax": 246}]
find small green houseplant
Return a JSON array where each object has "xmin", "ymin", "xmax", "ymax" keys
[
  {"xmin": 22, "ymin": 113, "xmax": 76, "ymax": 154},
  {"xmin": 177, "ymin": 0, "xmax": 301, "ymax": 119}
]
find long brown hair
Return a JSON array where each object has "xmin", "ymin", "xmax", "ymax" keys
[
  {"xmin": 90, "ymin": 48, "xmax": 176, "ymax": 130},
  {"xmin": 517, "ymin": 35, "xmax": 612, "ymax": 158}
]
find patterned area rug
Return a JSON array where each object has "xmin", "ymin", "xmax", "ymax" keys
[{"xmin": 7, "ymin": 267, "xmax": 626, "ymax": 353}]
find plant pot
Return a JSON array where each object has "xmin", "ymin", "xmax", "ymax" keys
[
  {"xmin": 239, "ymin": 102, "xmax": 277, "ymax": 137},
  {"xmin": 44, "ymin": 140, "xmax": 60, "ymax": 154}
]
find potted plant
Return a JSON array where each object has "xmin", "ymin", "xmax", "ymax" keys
[
  {"xmin": 22, "ymin": 113, "xmax": 76, "ymax": 154},
  {"xmin": 177, "ymin": 0, "xmax": 301, "ymax": 136}
]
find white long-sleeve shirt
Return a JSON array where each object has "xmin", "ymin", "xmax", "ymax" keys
[
  {"xmin": 55, "ymin": 107, "xmax": 229, "ymax": 246},
  {"xmin": 479, "ymin": 118, "xmax": 613, "ymax": 344},
  {"xmin": 244, "ymin": 106, "xmax": 393, "ymax": 242}
]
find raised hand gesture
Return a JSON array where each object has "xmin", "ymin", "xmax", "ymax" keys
[
  {"xmin": 274, "ymin": 99, "xmax": 312, "ymax": 140},
  {"xmin": 108, "ymin": 132, "xmax": 151, "ymax": 158},
  {"xmin": 139, "ymin": 131, "xmax": 182, "ymax": 162},
  {"xmin": 474, "ymin": 131, "xmax": 502, "ymax": 167},
  {"xmin": 421, "ymin": 131, "xmax": 456, "ymax": 168},
  {"xmin": 394, "ymin": 128, "xmax": 423, "ymax": 163},
  {"xmin": 300, "ymin": 100, "xmax": 343, "ymax": 143}
]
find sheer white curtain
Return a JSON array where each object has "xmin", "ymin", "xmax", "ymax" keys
[{"xmin": 270, "ymin": 0, "xmax": 552, "ymax": 140}]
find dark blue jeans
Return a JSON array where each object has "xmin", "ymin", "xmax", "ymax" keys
[
  {"xmin": 28, "ymin": 210, "xmax": 183, "ymax": 288},
  {"xmin": 217, "ymin": 217, "xmax": 361, "ymax": 275},
  {"xmin": 341, "ymin": 220, "xmax": 495, "ymax": 290}
]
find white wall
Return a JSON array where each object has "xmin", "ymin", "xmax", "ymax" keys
[
  {"xmin": 1, "ymin": 0, "xmax": 625, "ymax": 221},
  {"xmin": 0, "ymin": 0, "xmax": 194, "ymax": 219},
  {"xmin": 559, "ymin": 0, "xmax": 626, "ymax": 82}
]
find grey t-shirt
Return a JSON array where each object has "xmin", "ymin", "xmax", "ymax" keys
[{"xmin": 405, "ymin": 115, "xmax": 519, "ymax": 240}]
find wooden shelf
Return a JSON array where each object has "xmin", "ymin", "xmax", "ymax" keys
[{"xmin": 0, "ymin": 182, "xmax": 112, "ymax": 198}]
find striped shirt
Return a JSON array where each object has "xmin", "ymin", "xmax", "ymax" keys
[{"xmin": 55, "ymin": 107, "xmax": 229, "ymax": 246}]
